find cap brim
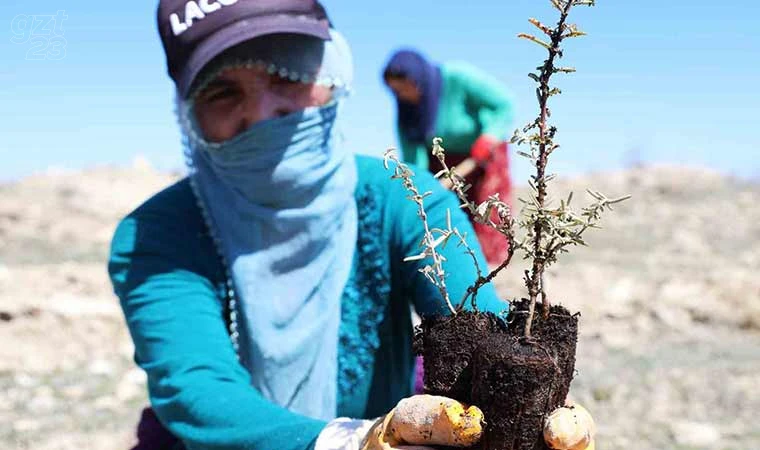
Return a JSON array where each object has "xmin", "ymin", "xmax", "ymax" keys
[{"xmin": 179, "ymin": 16, "xmax": 330, "ymax": 98}]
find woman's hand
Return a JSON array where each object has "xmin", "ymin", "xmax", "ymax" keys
[
  {"xmin": 361, "ymin": 395, "xmax": 484, "ymax": 450},
  {"xmin": 317, "ymin": 395, "xmax": 595, "ymax": 450},
  {"xmin": 438, "ymin": 134, "xmax": 498, "ymax": 189},
  {"xmin": 544, "ymin": 403, "xmax": 596, "ymax": 450},
  {"xmin": 469, "ymin": 135, "xmax": 499, "ymax": 164},
  {"xmin": 360, "ymin": 395, "xmax": 595, "ymax": 450}
]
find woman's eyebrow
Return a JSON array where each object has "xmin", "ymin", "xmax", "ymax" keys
[{"xmin": 203, "ymin": 77, "xmax": 236, "ymax": 91}]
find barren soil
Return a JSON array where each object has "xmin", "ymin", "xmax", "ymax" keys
[{"xmin": 1, "ymin": 163, "xmax": 758, "ymax": 449}]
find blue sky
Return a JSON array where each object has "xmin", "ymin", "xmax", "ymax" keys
[{"xmin": 1, "ymin": 1, "xmax": 758, "ymax": 182}]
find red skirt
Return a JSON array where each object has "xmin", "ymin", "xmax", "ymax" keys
[{"xmin": 428, "ymin": 142, "xmax": 513, "ymax": 265}]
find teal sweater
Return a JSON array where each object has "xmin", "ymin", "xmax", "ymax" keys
[
  {"xmin": 109, "ymin": 155, "xmax": 507, "ymax": 450},
  {"xmin": 399, "ymin": 61, "xmax": 513, "ymax": 170}
]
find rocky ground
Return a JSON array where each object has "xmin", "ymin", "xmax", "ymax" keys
[{"xmin": 1, "ymin": 162, "xmax": 758, "ymax": 449}]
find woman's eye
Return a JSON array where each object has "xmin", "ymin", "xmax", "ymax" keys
[
  {"xmin": 205, "ymin": 89, "xmax": 236, "ymax": 102},
  {"xmin": 198, "ymin": 85, "xmax": 241, "ymax": 104}
]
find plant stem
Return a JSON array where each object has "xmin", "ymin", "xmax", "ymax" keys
[
  {"xmin": 432, "ymin": 139, "xmax": 518, "ymax": 312},
  {"xmin": 414, "ymin": 189, "xmax": 457, "ymax": 316},
  {"xmin": 457, "ymin": 243, "xmax": 516, "ymax": 311},
  {"xmin": 525, "ymin": 0, "xmax": 574, "ymax": 338},
  {"xmin": 384, "ymin": 151, "xmax": 457, "ymax": 315}
]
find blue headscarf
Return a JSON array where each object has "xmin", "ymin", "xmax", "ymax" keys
[
  {"xmin": 383, "ymin": 49, "xmax": 443, "ymax": 144},
  {"xmin": 178, "ymin": 29, "xmax": 355, "ymax": 421}
]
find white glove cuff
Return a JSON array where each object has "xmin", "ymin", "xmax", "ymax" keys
[{"xmin": 315, "ymin": 417, "xmax": 376, "ymax": 450}]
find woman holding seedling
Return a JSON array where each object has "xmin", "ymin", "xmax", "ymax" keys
[
  {"xmin": 383, "ymin": 50, "xmax": 514, "ymax": 265},
  {"xmin": 109, "ymin": 1, "xmax": 593, "ymax": 449}
]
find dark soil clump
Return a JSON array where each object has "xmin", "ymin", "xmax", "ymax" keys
[
  {"xmin": 417, "ymin": 300, "xmax": 578, "ymax": 450},
  {"xmin": 414, "ymin": 311, "xmax": 507, "ymax": 403}
]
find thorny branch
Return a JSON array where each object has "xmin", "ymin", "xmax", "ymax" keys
[
  {"xmin": 523, "ymin": 0, "xmax": 576, "ymax": 337},
  {"xmin": 512, "ymin": 0, "xmax": 630, "ymax": 337}
]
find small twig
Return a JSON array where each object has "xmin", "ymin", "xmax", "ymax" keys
[
  {"xmin": 540, "ymin": 272, "xmax": 549, "ymax": 319},
  {"xmin": 456, "ymin": 244, "xmax": 516, "ymax": 311},
  {"xmin": 384, "ymin": 150, "xmax": 457, "ymax": 315},
  {"xmin": 431, "ymin": 138, "xmax": 522, "ymax": 310},
  {"xmin": 451, "ymin": 227, "xmax": 483, "ymax": 280}
]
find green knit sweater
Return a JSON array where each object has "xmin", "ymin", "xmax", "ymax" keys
[{"xmin": 398, "ymin": 61, "xmax": 513, "ymax": 170}]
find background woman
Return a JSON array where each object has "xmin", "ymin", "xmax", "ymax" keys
[{"xmin": 383, "ymin": 49, "xmax": 514, "ymax": 264}]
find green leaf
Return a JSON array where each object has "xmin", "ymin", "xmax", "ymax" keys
[
  {"xmin": 517, "ymin": 150, "xmax": 534, "ymax": 159},
  {"xmin": 517, "ymin": 33, "xmax": 552, "ymax": 50}
]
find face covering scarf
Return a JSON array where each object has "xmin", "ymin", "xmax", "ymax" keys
[{"xmin": 178, "ymin": 29, "xmax": 356, "ymax": 421}]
